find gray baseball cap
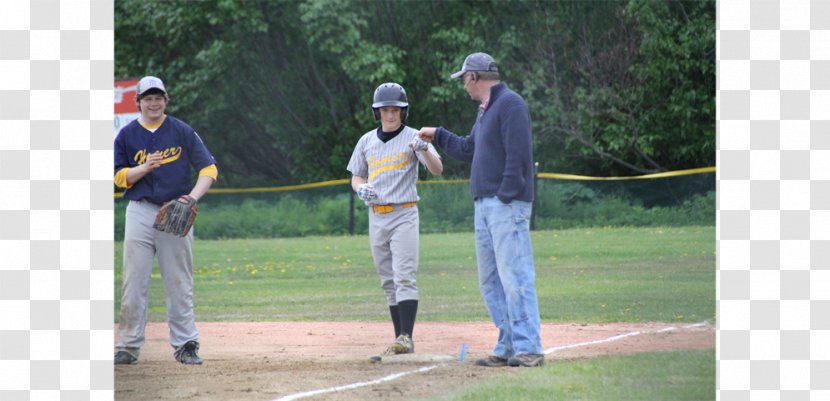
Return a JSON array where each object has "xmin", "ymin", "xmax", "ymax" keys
[
  {"xmin": 450, "ymin": 52, "xmax": 498, "ymax": 79},
  {"xmin": 136, "ymin": 76, "xmax": 166, "ymax": 95}
]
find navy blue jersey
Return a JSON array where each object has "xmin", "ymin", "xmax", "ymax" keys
[{"xmin": 114, "ymin": 115, "xmax": 217, "ymax": 204}]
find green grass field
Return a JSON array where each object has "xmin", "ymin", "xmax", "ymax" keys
[
  {"xmin": 422, "ymin": 349, "xmax": 715, "ymax": 401},
  {"xmin": 115, "ymin": 226, "xmax": 715, "ymax": 324},
  {"xmin": 114, "ymin": 226, "xmax": 715, "ymax": 400}
]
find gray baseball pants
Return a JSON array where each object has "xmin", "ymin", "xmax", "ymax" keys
[
  {"xmin": 369, "ymin": 205, "xmax": 420, "ymax": 305},
  {"xmin": 116, "ymin": 200, "xmax": 199, "ymax": 356}
]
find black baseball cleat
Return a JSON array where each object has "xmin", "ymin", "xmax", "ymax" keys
[
  {"xmin": 174, "ymin": 340, "xmax": 203, "ymax": 365},
  {"xmin": 114, "ymin": 350, "xmax": 138, "ymax": 365}
]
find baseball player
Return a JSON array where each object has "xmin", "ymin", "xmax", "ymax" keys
[
  {"xmin": 113, "ymin": 76, "xmax": 217, "ymax": 365},
  {"xmin": 347, "ymin": 83, "xmax": 443, "ymax": 360}
]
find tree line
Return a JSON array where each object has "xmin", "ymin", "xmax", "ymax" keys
[{"xmin": 115, "ymin": 0, "xmax": 715, "ymax": 188}]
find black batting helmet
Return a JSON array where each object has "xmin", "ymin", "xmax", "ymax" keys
[{"xmin": 372, "ymin": 82, "xmax": 408, "ymax": 123}]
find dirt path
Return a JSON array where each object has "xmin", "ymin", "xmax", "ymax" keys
[{"xmin": 115, "ymin": 321, "xmax": 714, "ymax": 401}]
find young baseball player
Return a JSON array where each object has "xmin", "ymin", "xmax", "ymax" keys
[
  {"xmin": 113, "ymin": 76, "xmax": 218, "ymax": 365},
  {"xmin": 347, "ymin": 82, "xmax": 443, "ymax": 360}
]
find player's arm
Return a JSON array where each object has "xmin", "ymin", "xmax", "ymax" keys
[
  {"xmin": 419, "ymin": 148, "xmax": 443, "ymax": 176},
  {"xmin": 351, "ymin": 175, "xmax": 368, "ymax": 192},
  {"xmin": 188, "ymin": 164, "xmax": 218, "ymax": 201}
]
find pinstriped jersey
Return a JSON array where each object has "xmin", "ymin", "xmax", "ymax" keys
[{"xmin": 347, "ymin": 125, "xmax": 440, "ymax": 205}]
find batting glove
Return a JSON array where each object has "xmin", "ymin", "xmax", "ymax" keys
[
  {"xmin": 357, "ymin": 183, "xmax": 378, "ymax": 202},
  {"xmin": 409, "ymin": 136, "xmax": 429, "ymax": 153}
]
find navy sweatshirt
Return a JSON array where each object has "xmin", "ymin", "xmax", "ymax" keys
[{"xmin": 435, "ymin": 83, "xmax": 534, "ymax": 203}]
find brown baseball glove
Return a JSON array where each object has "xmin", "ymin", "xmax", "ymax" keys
[{"xmin": 153, "ymin": 195, "xmax": 198, "ymax": 237}]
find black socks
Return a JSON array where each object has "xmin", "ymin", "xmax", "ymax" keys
[
  {"xmin": 397, "ymin": 300, "xmax": 418, "ymax": 338},
  {"xmin": 389, "ymin": 305, "xmax": 402, "ymax": 338}
]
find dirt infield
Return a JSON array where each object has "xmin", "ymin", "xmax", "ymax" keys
[{"xmin": 115, "ymin": 321, "xmax": 714, "ymax": 401}]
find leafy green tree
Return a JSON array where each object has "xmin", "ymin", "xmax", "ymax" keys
[{"xmin": 115, "ymin": 0, "xmax": 715, "ymax": 187}]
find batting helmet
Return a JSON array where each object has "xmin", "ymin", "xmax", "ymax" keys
[{"xmin": 372, "ymin": 83, "xmax": 408, "ymax": 123}]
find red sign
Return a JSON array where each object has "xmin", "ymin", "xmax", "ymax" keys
[{"xmin": 115, "ymin": 78, "xmax": 140, "ymax": 114}]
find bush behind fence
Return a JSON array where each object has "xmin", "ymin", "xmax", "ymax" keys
[{"xmin": 114, "ymin": 174, "xmax": 714, "ymax": 241}]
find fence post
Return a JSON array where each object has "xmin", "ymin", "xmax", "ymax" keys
[
  {"xmin": 531, "ymin": 161, "xmax": 538, "ymax": 231},
  {"xmin": 349, "ymin": 186, "xmax": 355, "ymax": 235}
]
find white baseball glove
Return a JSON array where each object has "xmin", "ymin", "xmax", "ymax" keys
[
  {"xmin": 357, "ymin": 183, "xmax": 378, "ymax": 202},
  {"xmin": 409, "ymin": 136, "xmax": 429, "ymax": 152}
]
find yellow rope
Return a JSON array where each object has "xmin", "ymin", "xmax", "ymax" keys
[
  {"xmin": 537, "ymin": 166, "xmax": 716, "ymax": 181},
  {"xmin": 114, "ymin": 167, "xmax": 715, "ymax": 198}
]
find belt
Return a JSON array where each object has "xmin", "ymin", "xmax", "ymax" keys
[
  {"xmin": 132, "ymin": 199, "xmax": 162, "ymax": 207},
  {"xmin": 371, "ymin": 202, "xmax": 417, "ymax": 214}
]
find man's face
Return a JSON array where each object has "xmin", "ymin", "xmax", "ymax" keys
[
  {"xmin": 137, "ymin": 92, "xmax": 167, "ymax": 121},
  {"xmin": 379, "ymin": 106, "xmax": 402, "ymax": 127},
  {"xmin": 462, "ymin": 72, "xmax": 478, "ymax": 100}
]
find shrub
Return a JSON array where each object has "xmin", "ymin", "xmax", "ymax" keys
[{"xmin": 114, "ymin": 180, "xmax": 714, "ymax": 240}]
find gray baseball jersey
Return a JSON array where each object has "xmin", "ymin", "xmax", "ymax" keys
[{"xmin": 347, "ymin": 125, "xmax": 440, "ymax": 205}]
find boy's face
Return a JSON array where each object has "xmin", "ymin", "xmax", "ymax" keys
[
  {"xmin": 379, "ymin": 106, "xmax": 402, "ymax": 127},
  {"xmin": 137, "ymin": 92, "xmax": 168, "ymax": 121}
]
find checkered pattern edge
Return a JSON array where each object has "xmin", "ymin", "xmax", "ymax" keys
[
  {"xmin": 0, "ymin": 0, "xmax": 114, "ymax": 400},
  {"xmin": 1, "ymin": 0, "xmax": 829, "ymax": 399},
  {"xmin": 718, "ymin": 0, "xmax": 830, "ymax": 399}
]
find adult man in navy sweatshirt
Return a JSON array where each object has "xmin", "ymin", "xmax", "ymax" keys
[{"xmin": 418, "ymin": 52, "xmax": 544, "ymax": 367}]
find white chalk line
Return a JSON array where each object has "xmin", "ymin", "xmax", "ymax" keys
[
  {"xmin": 273, "ymin": 365, "xmax": 440, "ymax": 401},
  {"xmin": 271, "ymin": 321, "xmax": 710, "ymax": 401},
  {"xmin": 543, "ymin": 330, "xmax": 642, "ymax": 354},
  {"xmin": 657, "ymin": 322, "xmax": 709, "ymax": 333}
]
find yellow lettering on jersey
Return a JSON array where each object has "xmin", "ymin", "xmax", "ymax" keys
[
  {"xmin": 368, "ymin": 152, "xmax": 413, "ymax": 181},
  {"xmin": 134, "ymin": 149, "xmax": 149, "ymax": 165},
  {"xmin": 159, "ymin": 147, "xmax": 182, "ymax": 164},
  {"xmin": 133, "ymin": 147, "xmax": 183, "ymax": 166}
]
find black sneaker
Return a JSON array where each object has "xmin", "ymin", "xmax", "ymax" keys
[
  {"xmin": 475, "ymin": 355, "xmax": 509, "ymax": 367},
  {"xmin": 174, "ymin": 340, "xmax": 203, "ymax": 365},
  {"xmin": 508, "ymin": 353, "xmax": 545, "ymax": 367},
  {"xmin": 114, "ymin": 350, "xmax": 137, "ymax": 365}
]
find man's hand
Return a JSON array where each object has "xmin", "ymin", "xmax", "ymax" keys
[{"xmin": 418, "ymin": 127, "xmax": 437, "ymax": 143}]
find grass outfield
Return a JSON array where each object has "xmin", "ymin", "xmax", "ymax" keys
[
  {"xmin": 114, "ymin": 226, "xmax": 715, "ymax": 400},
  {"xmin": 422, "ymin": 349, "xmax": 715, "ymax": 401},
  {"xmin": 114, "ymin": 226, "xmax": 715, "ymax": 324}
]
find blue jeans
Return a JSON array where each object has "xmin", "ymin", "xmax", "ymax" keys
[{"xmin": 474, "ymin": 197, "xmax": 543, "ymax": 357}]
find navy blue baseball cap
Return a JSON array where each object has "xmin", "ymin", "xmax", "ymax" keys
[{"xmin": 450, "ymin": 52, "xmax": 498, "ymax": 79}]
